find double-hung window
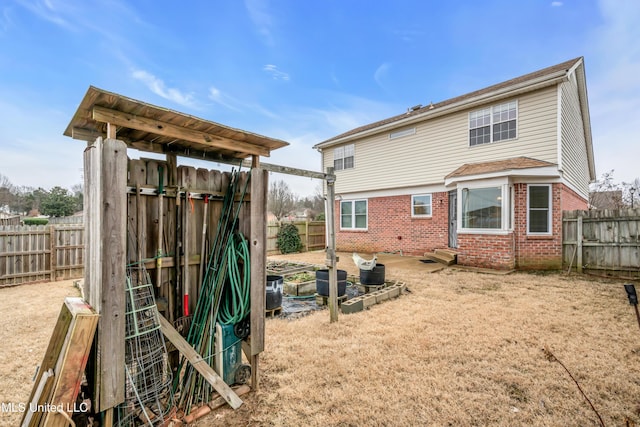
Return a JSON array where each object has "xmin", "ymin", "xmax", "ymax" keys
[
  {"xmin": 528, "ymin": 185, "xmax": 551, "ymax": 234},
  {"xmin": 469, "ymin": 101, "xmax": 517, "ymax": 146},
  {"xmin": 412, "ymin": 194, "xmax": 432, "ymax": 217},
  {"xmin": 334, "ymin": 144, "xmax": 354, "ymax": 171},
  {"xmin": 341, "ymin": 200, "xmax": 367, "ymax": 230}
]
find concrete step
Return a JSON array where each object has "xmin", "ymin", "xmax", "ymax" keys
[{"xmin": 423, "ymin": 249, "xmax": 457, "ymax": 266}]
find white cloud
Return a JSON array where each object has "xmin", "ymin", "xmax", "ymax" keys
[
  {"xmin": 374, "ymin": 62, "xmax": 391, "ymax": 90},
  {"xmin": 263, "ymin": 64, "xmax": 290, "ymax": 81},
  {"xmin": 551, "ymin": 1, "xmax": 563, "ymax": 7},
  {"xmin": 245, "ymin": 0, "xmax": 275, "ymax": 46},
  {"xmin": 208, "ymin": 86, "xmax": 241, "ymax": 112},
  {"xmin": 15, "ymin": 0, "xmax": 76, "ymax": 30},
  {"xmin": 132, "ymin": 69, "xmax": 197, "ymax": 108}
]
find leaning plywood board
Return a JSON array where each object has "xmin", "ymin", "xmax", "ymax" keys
[
  {"xmin": 22, "ymin": 297, "xmax": 98, "ymax": 427},
  {"xmin": 158, "ymin": 314, "xmax": 243, "ymax": 410}
]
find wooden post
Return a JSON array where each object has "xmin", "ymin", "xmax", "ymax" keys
[
  {"xmin": 49, "ymin": 226, "xmax": 56, "ymax": 282},
  {"xmin": 85, "ymin": 138, "xmax": 127, "ymax": 413},
  {"xmin": 250, "ymin": 157, "xmax": 268, "ymax": 390},
  {"xmin": 577, "ymin": 214, "xmax": 583, "ymax": 274},
  {"xmin": 325, "ymin": 167, "xmax": 338, "ymax": 323},
  {"xmin": 84, "ymin": 138, "xmax": 102, "ymax": 308}
]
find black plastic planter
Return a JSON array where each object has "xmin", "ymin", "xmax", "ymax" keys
[
  {"xmin": 315, "ymin": 269, "xmax": 347, "ymax": 297},
  {"xmin": 359, "ymin": 264, "xmax": 386, "ymax": 285}
]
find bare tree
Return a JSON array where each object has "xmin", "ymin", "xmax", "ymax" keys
[
  {"xmin": 268, "ymin": 179, "xmax": 296, "ymax": 221},
  {"xmin": 0, "ymin": 173, "xmax": 14, "ymax": 212},
  {"xmin": 589, "ymin": 170, "xmax": 624, "ymax": 209}
]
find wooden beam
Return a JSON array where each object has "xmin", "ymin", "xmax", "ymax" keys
[
  {"xmin": 158, "ymin": 315, "xmax": 243, "ymax": 410},
  {"xmin": 96, "ymin": 138, "xmax": 127, "ymax": 411},
  {"xmin": 240, "ymin": 160, "xmax": 335, "ymax": 181},
  {"xmin": 106, "ymin": 122, "xmax": 117, "ymax": 139},
  {"xmin": 250, "ymin": 168, "xmax": 267, "ymax": 391},
  {"xmin": 93, "ymin": 106, "xmax": 270, "ymax": 157},
  {"xmin": 325, "ymin": 167, "xmax": 338, "ymax": 323}
]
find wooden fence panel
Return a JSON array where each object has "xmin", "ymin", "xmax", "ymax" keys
[
  {"xmin": 0, "ymin": 225, "xmax": 51, "ymax": 286},
  {"xmin": 53, "ymin": 225, "xmax": 84, "ymax": 280},
  {"xmin": 267, "ymin": 220, "xmax": 326, "ymax": 255},
  {"xmin": 0, "ymin": 224, "xmax": 86, "ymax": 287},
  {"xmin": 563, "ymin": 209, "xmax": 640, "ymax": 278}
]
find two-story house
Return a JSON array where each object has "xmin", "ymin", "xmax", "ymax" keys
[{"xmin": 313, "ymin": 57, "xmax": 594, "ymax": 270}]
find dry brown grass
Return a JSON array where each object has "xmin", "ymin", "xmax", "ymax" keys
[
  {"xmin": 1, "ymin": 254, "xmax": 639, "ymax": 426},
  {"xmin": 206, "ymin": 252, "xmax": 640, "ymax": 426}
]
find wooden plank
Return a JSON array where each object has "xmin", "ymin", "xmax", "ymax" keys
[
  {"xmin": 250, "ymin": 167, "xmax": 268, "ymax": 359},
  {"xmin": 158, "ymin": 315, "xmax": 243, "ymax": 409},
  {"xmin": 96, "ymin": 138, "xmax": 127, "ymax": 411},
  {"xmin": 43, "ymin": 298, "xmax": 99, "ymax": 427},
  {"xmin": 21, "ymin": 300, "xmax": 73, "ymax": 427},
  {"xmin": 92, "ymin": 105, "xmax": 270, "ymax": 157},
  {"xmin": 84, "ymin": 138, "xmax": 102, "ymax": 310}
]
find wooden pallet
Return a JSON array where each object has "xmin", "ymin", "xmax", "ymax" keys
[
  {"xmin": 265, "ymin": 306, "xmax": 283, "ymax": 318},
  {"xmin": 315, "ymin": 294, "xmax": 348, "ymax": 306}
]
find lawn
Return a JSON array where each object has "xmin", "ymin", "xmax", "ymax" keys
[{"xmin": 1, "ymin": 252, "xmax": 639, "ymax": 426}]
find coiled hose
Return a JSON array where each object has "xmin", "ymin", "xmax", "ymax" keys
[{"xmin": 217, "ymin": 232, "xmax": 251, "ymax": 325}]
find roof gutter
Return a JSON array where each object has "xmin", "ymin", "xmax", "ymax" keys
[{"xmin": 314, "ymin": 70, "xmax": 569, "ymax": 150}]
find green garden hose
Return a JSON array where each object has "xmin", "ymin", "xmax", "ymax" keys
[{"xmin": 217, "ymin": 232, "xmax": 251, "ymax": 325}]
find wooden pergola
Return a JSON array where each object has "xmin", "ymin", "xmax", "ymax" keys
[{"xmin": 63, "ymin": 86, "xmax": 294, "ymax": 423}]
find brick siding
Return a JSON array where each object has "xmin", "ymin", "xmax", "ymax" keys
[{"xmin": 335, "ymin": 183, "xmax": 587, "ymax": 270}]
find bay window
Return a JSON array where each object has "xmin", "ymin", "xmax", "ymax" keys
[{"xmin": 462, "ymin": 187, "xmax": 503, "ymax": 229}]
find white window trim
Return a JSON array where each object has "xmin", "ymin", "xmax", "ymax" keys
[
  {"xmin": 411, "ymin": 194, "xmax": 432, "ymax": 218},
  {"xmin": 527, "ymin": 184, "xmax": 552, "ymax": 235},
  {"xmin": 389, "ymin": 127, "xmax": 416, "ymax": 140},
  {"xmin": 468, "ymin": 100, "xmax": 518, "ymax": 146},
  {"xmin": 457, "ymin": 179, "xmax": 512, "ymax": 235},
  {"xmin": 340, "ymin": 199, "xmax": 368, "ymax": 230},
  {"xmin": 333, "ymin": 144, "xmax": 355, "ymax": 171}
]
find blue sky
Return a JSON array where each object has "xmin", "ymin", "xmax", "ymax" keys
[{"xmin": 0, "ymin": 0, "xmax": 638, "ymax": 197}]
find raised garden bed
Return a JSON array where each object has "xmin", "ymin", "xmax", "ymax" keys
[
  {"xmin": 266, "ymin": 260, "xmax": 318, "ymax": 276},
  {"xmin": 283, "ymin": 271, "xmax": 317, "ymax": 296}
]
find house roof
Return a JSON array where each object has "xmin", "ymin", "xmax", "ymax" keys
[
  {"xmin": 314, "ymin": 57, "xmax": 583, "ymax": 149},
  {"xmin": 64, "ymin": 86, "xmax": 289, "ymax": 162},
  {"xmin": 445, "ymin": 157, "xmax": 556, "ymax": 179}
]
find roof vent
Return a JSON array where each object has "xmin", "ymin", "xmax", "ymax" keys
[
  {"xmin": 428, "ymin": 102, "xmax": 434, "ymax": 110},
  {"xmin": 410, "ymin": 104, "xmax": 422, "ymax": 111}
]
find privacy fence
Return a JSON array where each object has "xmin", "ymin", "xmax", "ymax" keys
[
  {"xmin": 0, "ymin": 219, "xmax": 326, "ymax": 287},
  {"xmin": 0, "ymin": 224, "xmax": 84, "ymax": 287},
  {"xmin": 563, "ymin": 209, "xmax": 640, "ymax": 278},
  {"xmin": 267, "ymin": 220, "xmax": 326, "ymax": 255}
]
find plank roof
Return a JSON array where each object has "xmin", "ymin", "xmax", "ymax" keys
[{"xmin": 64, "ymin": 86, "xmax": 289, "ymax": 162}]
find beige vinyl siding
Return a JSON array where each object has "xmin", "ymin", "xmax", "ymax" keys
[
  {"xmin": 560, "ymin": 71, "xmax": 590, "ymax": 197},
  {"xmin": 326, "ymin": 86, "xmax": 559, "ymax": 195}
]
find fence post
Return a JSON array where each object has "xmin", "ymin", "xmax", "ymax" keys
[
  {"xmin": 577, "ymin": 215, "xmax": 583, "ymax": 274},
  {"xmin": 305, "ymin": 217, "xmax": 310, "ymax": 252},
  {"xmin": 50, "ymin": 225, "xmax": 56, "ymax": 282}
]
